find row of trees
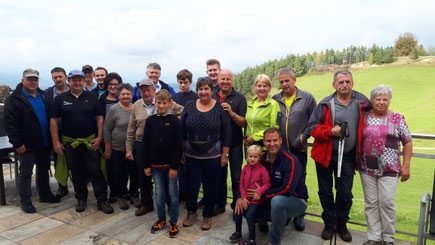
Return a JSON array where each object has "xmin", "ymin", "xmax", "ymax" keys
[{"xmin": 233, "ymin": 32, "xmax": 429, "ymax": 97}]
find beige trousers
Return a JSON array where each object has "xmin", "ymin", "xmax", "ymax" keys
[{"xmin": 360, "ymin": 173, "xmax": 399, "ymax": 242}]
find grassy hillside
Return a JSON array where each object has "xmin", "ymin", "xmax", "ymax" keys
[{"xmin": 294, "ymin": 64, "xmax": 435, "ymax": 134}]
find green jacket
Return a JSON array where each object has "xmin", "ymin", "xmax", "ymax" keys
[
  {"xmin": 245, "ymin": 95, "xmax": 280, "ymax": 142},
  {"xmin": 55, "ymin": 134, "xmax": 107, "ymax": 187}
]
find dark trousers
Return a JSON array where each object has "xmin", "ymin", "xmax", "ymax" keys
[
  {"xmin": 18, "ymin": 147, "xmax": 52, "ymax": 203},
  {"xmin": 111, "ymin": 149, "xmax": 139, "ymax": 197},
  {"xmin": 178, "ymin": 164, "xmax": 187, "ymax": 201},
  {"xmin": 185, "ymin": 156, "xmax": 220, "ymax": 217},
  {"xmin": 217, "ymin": 145, "xmax": 243, "ymax": 208},
  {"xmin": 64, "ymin": 143, "xmax": 108, "ymax": 203},
  {"xmin": 235, "ymin": 204, "xmax": 258, "ymax": 241},
  {"xmin": 290, "ymin": 150, "xmax": 307, "ymax": 217},
  {"xmin": 133, "ymin": 141, "xmax": 153, "ymax": 206},
  {"xmin": 316, "ymin": 153, "xmax": 355, "ymax": 225}
]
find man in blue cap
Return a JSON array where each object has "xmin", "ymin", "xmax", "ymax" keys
[
  {"xmin": 50, "ymin": 69, "xmax": 113, "ymax": 214},
  {"xmin": 4, "ymin": 68, "xmax": 60, "ymax": 213}
]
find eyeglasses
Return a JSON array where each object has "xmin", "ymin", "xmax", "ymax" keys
[{"xmin": 108, "ymin": 83, "xmax": 119, "ymax": 87}]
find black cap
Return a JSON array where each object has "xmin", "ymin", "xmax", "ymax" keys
[{"xmin": 82, "ymin": 65, "xmax": 93, "ymax": 73}]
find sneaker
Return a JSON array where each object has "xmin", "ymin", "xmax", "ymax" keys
[
  {"xmin": 39, "ymin": 194, "xmax": 61, "ymax": 203},
  {"xmin": 337, "ymin": 222, "xmax": 352, "ymax": 242},
  {"xmin": 75, "ymin": 200, "xmax": 87, "ymax": 212},
  {"xmin": 119, "ymin": 196, "xmax": 129, "ymax": 210},
  {"xmin": 229, "ymin": 232, "xmax": 242, "ymax": 242},
  {"xmin": 258, "ymin": 221, "xmax": 269, "ymax": 233},
  {"xmin": 135, "ymin": 205, "xmax": 154, "ymax": 216},
  {"xmin": 239, "ymin": 239, "xmax": 256, "ymax": 245},
  {"xmin": 21, "ymin": 202, "xmax": 36, "ymax": 213},
  {"xmin": 168, "ymin": 223, "xmax": 179, "ymax": 238},
  {"xmin": 293, "ymin": 216, "xmax": 305, "ymax": 231},
  {"xmin": 201, "ymin": 217, "xmax": 212, "ymax": 230},
  {"xmin": 97, "ymin": 201, "xmax": 114, "ymax": 214},
  {"xmin": 151, "ymin": 220, "xmax": 167, "ymax": 234},
  {"xmin": 55, "ymin": 184, "xmax": 68, "ymax": 198},
  {"xmin": 183, "ymin": 212, "xmax": 198, "ymax": 227},
  {"xmin": 321, "ymin": 224, "xmax": 334, "ymax": 240},
  {"xmin": 130, "ymin": 195, "xmax": 141, "ymax": 208}
]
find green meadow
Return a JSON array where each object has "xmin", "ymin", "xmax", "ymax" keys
[{"xmin": 226, "ymin": 63, "xmax": 435, "ymax": 243}]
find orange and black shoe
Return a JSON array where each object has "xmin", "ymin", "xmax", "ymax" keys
[
  {"xmin": 168, "ymin": 223, "xmax": 179, "ymax": 238},
  {"xmin": 151, "ymin": 220, "xmax": 167, "ymax": 234}
]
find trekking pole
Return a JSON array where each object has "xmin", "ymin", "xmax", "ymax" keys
[{"xmin": 331, "ymin": 122, "xmax": 348, "ymax": 245}]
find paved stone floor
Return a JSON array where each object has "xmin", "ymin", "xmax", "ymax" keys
[{"xmin": 0, "ymin": 165, "xmax": 415, "ymax": 245}]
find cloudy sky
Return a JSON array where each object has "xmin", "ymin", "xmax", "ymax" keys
[{"xmin": 1, "ymin": 0, "xmax": 434, "ymax": 89}]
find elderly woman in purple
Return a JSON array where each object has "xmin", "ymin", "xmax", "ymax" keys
[{"xmin": 359, "ymin": 85, "xmax": 412, "ymax": 245}]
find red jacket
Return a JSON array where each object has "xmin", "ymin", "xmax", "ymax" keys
[
  {"xmin": 308, "ymin": 91, "xmax": 371, "ymax": 168},
  {"xmin": 239, "ymin": 163, "xmax": 271, "ymax": 204}
]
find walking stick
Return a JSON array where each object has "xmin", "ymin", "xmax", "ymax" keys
[{"xmin": 331, "ymin": 122, "xmax": 348, "ymax": 245}]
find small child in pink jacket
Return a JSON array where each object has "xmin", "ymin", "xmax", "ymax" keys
[{"xmin": 230, "ymin": 145, "xmax": 271, "ymax": 245}]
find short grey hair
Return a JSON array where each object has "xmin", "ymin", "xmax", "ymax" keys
[
  {"xmin": 147, "ymin": 62, "xmax": 161, "ymax": 71},
  {"xmin": 277, "ymin": 67, "xmax": 295, "ymax": 79},
  {"xmin": 117, "ymin": 83, "xmax": 133, "ymax": 96},
  {"xmin": 333, "ymin": 69, "xmax": 353, "ymax": 82},
  {"xmin": 370, "ymin": 85, "xmax": 393, "ymax": 101}
]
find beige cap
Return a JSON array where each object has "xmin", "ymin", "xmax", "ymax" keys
[
  {"xmin": 138, "ymin": 78, "xmax": 154, "ymax": 88},
  {"xmin": 23, "ymin": 68, "xmax": 39, "ymax": 78}
]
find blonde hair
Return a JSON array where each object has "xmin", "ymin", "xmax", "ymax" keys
[
  {"xmin": 254, "ymin": 74, "xmax": 272, "ymax": 87},
  {"xmin": 155, "ymin": 89, "xmax": 172, "ymax": 101},
  {"xmin": 246, "ymin": 145, "xmax": 262, "ymax": 158}
]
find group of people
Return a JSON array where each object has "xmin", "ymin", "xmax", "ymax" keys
[{"xmin": 3, "ymin": 58, "xmax": 412, "ymax": 245}]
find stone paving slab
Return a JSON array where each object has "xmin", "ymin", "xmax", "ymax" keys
[
  {"xmin": 57, "ymin": 231, "xmax": 111, "ymax": 245},
  {"xmin": 0, "ymin": 212, "xmax": 44, "ymax": 233},
  {"xmin": 0, "ymin": 236, "xmax": 17, "ymax": 245},
  {"xmin": 19, "ymin": 224, "xmax": 86, "ymax": 245},
  {"xmin": 0, "ymin": 217, "xmax": 63, "ymax": 242}
]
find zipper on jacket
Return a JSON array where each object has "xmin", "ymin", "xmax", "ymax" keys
[
  {"xmin": 251, "ymin": 107, "xmax": 261, "ymax": 136},
  {"xmin": 248, "ymin": 165, "xmax": 253, "ymax": 189}
]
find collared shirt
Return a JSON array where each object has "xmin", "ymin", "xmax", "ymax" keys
[
  {"xmin": 53, "ymin": 86, "xmax": 69, "ymax": 99},
  {"xmin": 21, "ymin": 89, "xmax": 49, "ymax": 146},
  {"xmin": 84, "ymin": 83, "xmax": 97, "ymax": 92},
  {"xmin": 143, "ymin": 100, "xmax": 155, "ymax": 115},
  {"xmin": 51, "ymin": 90, "xmax": 102, "ymax": 138},
  {"xmin": 332, "ymin": 94, "xmax": 360, "ymax": 153},
  {"xmin": 155, "ymin": 81, "xmax": 162, "ymax": 92}
]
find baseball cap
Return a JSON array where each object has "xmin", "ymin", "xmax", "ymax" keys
[
  {"xmin": 138, "ymin": 78, "xmax": 154, "ymax": 88},
  {"xmin": 23, "ymin": 68, "xmax": 39, "ymax": 78},
  {"xmin": 68, "ymin": 70, "xmax": 85, "ymax": 78},
  {"xmin": 82, "ymin": 65, "xmax": 93, "ymax": 73}
]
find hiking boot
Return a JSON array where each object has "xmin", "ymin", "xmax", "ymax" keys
[
  {"xmin": 239, "ymin": 239, "xmax": 256, "ymax": 245},
  {"xmin": 258, "ymin": 221, "xmax": 269, "ymax": 233},
  {"xmin": 39, "ymin": 194, "xmax": 61, "ymax": 203},
  {"xmin": 168, "ymin": 223, "xmax": 179, "ymax": 238},
  {"xmin": 75, "ymin": 200, "xmax": 87, "ymax": 212},
  {"xmin": 183, "ymin": 212, "xmax": 198, "ymax": 227},
  {"xmin": 21, "ymin": 202, "xmax": 36, "ymax": 213},
  {"xmin": 383, "ymin": 242, "xmax": 394, "ymax": 245},
  {"xmin": 229, "ymin": 232, "xmax": 242, "ymax": 242},
  {"xmin": 119, "ymin": 196, "xmax": 129, "ymax": 210},
  {"xmin": 201, "ymin": 217, "xmax": 212, "ymax": 230},
  {"xmin": 151, "ymin": 220, "xmax": 167, "ymax": 234},
  {"xmin": 337, "ymin": 222, "xmax": 352, "ymax": 242},
  {"xmin": 130, "ymin": 195, "xmax": 141, "ymax": 208},
  {"xmin": 135, "ymin": 205, "xmax": 154, "ymax": 216},
  {"xmin": 98, "ymin": 201, "xmax": 114, "ymax": 214},
  {"xmin": 55, "ymin": 184, "xmax": 68, "ymax": 198},
  {"xmin": 321, "ymin": 224, "xmax": 334, "ymax": 240},
  {"xmin": 293, "ymin": 216, "xmax": 305, "ymax": 231},
  {"xmin": 363, "ymin": 240, "xmax": 383, "ymax": 245}
]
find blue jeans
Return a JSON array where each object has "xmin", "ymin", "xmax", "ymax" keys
[
  {"xmin": 152, "ymin": 168, "xmax": 179, "ymax": 223},
  {"xmin": 133, "ymin": 141, "xmax": 153, "ymax": 206},
  {"xmin": 110, "ymin": 149, "xmax": 139, "ymax": 197},
  {"xmin": 316, "ymin": 153, "xmax": 355, "ymax": 225},
  {"xmin": 185, "ymin": 156, "xmax": 220, "ymax": 217},
  {"xmin": 235, "ymin": 204, "xmax": 258, "ymax": 241},
  {"xmin": 217, "ymin": 145, "xmax": 243, "ymax": 208},
  {"xmin": 264, "ymin": 196, "xmax": 307, "ymax": 245}
]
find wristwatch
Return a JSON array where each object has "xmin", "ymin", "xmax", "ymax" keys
[{"xmin": 232, "ymin": 113, "xmax": 238, "ymax": 119}]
